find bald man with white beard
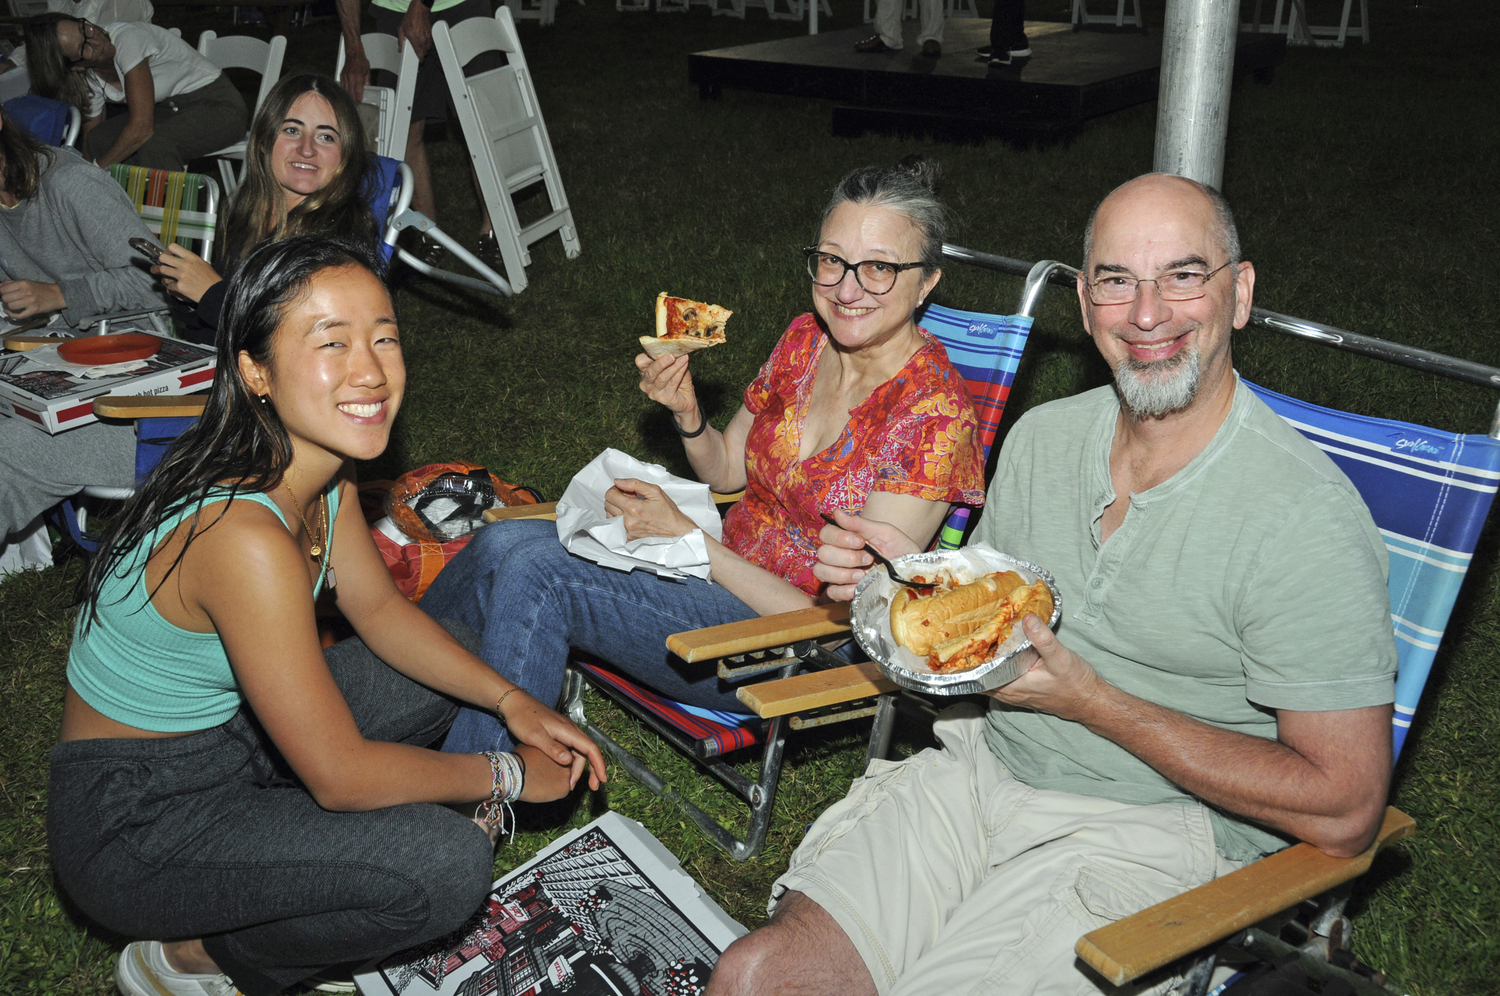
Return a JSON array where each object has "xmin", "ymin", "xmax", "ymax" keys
[{"xmin": 707, "ymin": 174, "xmax": 1399, "ymax": 996}]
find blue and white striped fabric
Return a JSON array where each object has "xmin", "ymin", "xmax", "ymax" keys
[
  {"xmin": 918, "ymin": 303, "xmax": 1035, "ymax": 550},
  {"xmin": 1246, "ymin": 380, "xmax": 1500, "ymax": 760}
]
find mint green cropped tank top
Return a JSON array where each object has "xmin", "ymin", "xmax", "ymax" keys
[{"xmin": 67, "ymin": 486, "xmax": 339, "ymax": 733}]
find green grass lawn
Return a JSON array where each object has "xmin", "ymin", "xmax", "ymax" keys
[{"xmin": 3, "ymin": 0, "xmax": 1498, "ymax": 992}]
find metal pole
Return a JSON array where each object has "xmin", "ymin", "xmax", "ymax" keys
[
  {"xmin": 1153, "ymin": 0, "xmax": 1239, "ymax": 189},
  {"xmin": 809, "ymin": 0, "xmax": 818, "ymax": 34}
]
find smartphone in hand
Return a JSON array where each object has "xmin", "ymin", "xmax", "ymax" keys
[{"xmin": 129, "ymin": 237, "xmax": 164, "ymax": 265}]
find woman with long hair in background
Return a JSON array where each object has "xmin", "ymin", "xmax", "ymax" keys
[{"xmin": 152, "ymin": 72, "xmax": 381, "ymax": 344}]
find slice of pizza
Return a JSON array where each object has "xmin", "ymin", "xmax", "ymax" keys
[{"xmin": 639, "ymin": 292, "xmax": 732, "ymax": 359}]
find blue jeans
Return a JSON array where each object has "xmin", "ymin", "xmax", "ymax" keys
[{"xmin": 422, "ymin": 519, "xmax": 759, "ymax": 754}]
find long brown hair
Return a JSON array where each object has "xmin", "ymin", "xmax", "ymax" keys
[
  {"xmin": 23, "ymin": 14, "xmax": 94, "ymax": 115},
  {"xmin": 0, "ymin": 105, "xmax": 56, "ymax": 201},
  {"xmin": 223, "ymin": 74, "xmax": 378, "ymax": 260}
]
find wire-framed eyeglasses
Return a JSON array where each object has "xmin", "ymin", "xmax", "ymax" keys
[
  {"xmin": 66, "ymin": 19, "xmax": 101, "ymax": 66},
  {"xmin": 1084, "ymin": 261, "xmax": 1234, "ymax": 306},
  {"xmin": 803, "ymin": 248, "xmax": 924, "ymax": 296}
]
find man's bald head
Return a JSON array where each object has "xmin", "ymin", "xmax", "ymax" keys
[{"xmin": 1082, "ymin": 174, "xmax": 1240, "ymax": 272}]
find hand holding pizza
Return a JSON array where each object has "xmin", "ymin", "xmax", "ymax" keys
[
  {"xmin": 635, "ymin": 351, "xmax": 699, "ymax": 424},
  {"xmin": 605, "ymin": 478, "xmax": 698, "ymax": 540}
]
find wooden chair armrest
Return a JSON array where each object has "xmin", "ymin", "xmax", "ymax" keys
[
  {"xmin": 482, "ymin": 491, "xmax": 746, "ymax": 525},
  {"xmin": 484, "ymin": 500, "xmax": 560, "ymax": 522},
  {"xmin": 736, "ymin": 661, "xmax": 897, "ymax": 718},
  {"xmin": 1076, "ymin": 806, "xmax": 1416, "ymax": 987},
  {"xmin": 93, "ymin": 394, "xmax": 208, "ymax": 419},
  {"xmin": 666, "ymin": 603, "xmax": 851, "ymax": 662}
]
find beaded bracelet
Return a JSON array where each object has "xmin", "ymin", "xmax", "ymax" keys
[{"xmin": 475, "ymin": 750, "xmax": 525, "ymax": 840}]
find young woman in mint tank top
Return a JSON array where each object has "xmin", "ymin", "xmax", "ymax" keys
[{"xmin": 50, "ymin": 236, "xmax": 607, "ymax": 996}]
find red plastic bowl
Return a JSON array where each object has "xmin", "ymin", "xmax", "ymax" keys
[{"xmin": 57, "ymin": 333, "xmax": 162, "ymax": 365}]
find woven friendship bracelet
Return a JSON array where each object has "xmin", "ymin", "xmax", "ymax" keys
[{"xmin": 476, "ymin": 750, "xmax": 525, "ymax": 841}]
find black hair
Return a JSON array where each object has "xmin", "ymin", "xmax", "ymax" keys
[{"xmin": 80, "ymin": 235, "xmax": 390, "ymax": 628}]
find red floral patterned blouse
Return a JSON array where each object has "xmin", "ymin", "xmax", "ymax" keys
[{"xmin": 719, "ymin": 313, "xmax": 986, "ymax": 596}]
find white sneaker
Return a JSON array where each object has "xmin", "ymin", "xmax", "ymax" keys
[{"xmin": 115, "ymin": 941, "xmax": 245, "ymax": 996}]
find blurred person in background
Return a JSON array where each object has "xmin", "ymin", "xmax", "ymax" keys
[
  {"xmin": 0, "ymin": 103, "xmax": 166, "ymax": 572},
  {"xmin": 0, "ymin": 0, "xmax": 154, "ymax": 76},
  {"xmin": 24, "ymin": 12, "xmax": 246, "ymax": 170}
]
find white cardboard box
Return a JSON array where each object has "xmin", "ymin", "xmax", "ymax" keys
[
  {"xmin": 355, "ymin": 811, "xmax": 746, "ymax": 996},
  {"xmin": 0, "ymin": 338, "xmax": 215, "ymax": 435}
]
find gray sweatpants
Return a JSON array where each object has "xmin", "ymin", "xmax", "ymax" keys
[
  {"xmin": 85, "ymin": 72, "xmax": 248, "ymax": 172},
  {"xmin": 47, "ymin": 626, "xmax": 495, "ymax": 996},
  {"xmin": 0, "ymin": 417, "xmax": 136, "ymax": 540}
]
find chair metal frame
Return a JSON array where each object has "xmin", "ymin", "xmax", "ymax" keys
[
  {"xmin": 382, "ymin": 161, "xmax": 514, "ymax": 298},
  {"xmin": 195, "ymin": 31, "xmax": 288, "ymax": 197},
  {"xmin": 1244, "ymin": 0, "xmax": 1369, "ymax": 48},
  {"xmin": 335, "ymin": 33, "xmax": 418, "ymax": 162}
]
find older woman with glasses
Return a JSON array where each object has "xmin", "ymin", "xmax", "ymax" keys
[
  {"xmin": 421, "ymin": 155, "xmax": 987, "ymax": 756},
  {"xmin": 23, "ymin": 13, "xmax": 245, "ymax": 171}
]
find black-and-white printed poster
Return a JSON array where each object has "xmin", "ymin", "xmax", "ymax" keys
[{"xmin": 355, "ymin": 812, "xmax": 746, "ymax": 996}]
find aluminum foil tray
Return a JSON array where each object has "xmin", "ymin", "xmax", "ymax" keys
[{"xmin": 850, "ymin": 546, "xmax": 1061, "ymax": 695}]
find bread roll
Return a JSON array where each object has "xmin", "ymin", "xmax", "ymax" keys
[
  {"xmin": 888, "ymin": 570, "xmax": 1025, "ymax": 657},
  {"xmin": 928, "ymin": 580, "xmax": 1055, "ymax": 672}
]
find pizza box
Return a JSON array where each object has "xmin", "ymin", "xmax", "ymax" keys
[
  {"xmin": 354, "ymin": 811, "xmax": 746, "ymax": 996},
  {"xmin": 0, "ymin": 336, "xmax": 215, "ymax": 435}
]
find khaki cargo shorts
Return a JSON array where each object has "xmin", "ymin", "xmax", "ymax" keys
[{"xmin": 770, "ymin": 704, "xmax": 1240, "ymax": 996}]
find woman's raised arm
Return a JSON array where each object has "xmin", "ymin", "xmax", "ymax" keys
[{"xmin": 635, "ymin": 351, "xmax": 752, "ymax": 493}]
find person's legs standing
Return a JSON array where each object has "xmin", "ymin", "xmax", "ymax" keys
[
  {"xmin": 869, "ymin": 0, "xmax": 904, "ymax": 50},
  {"xmin": 915, "ymin": 0, "xmax": 945, "ymax": 54},
  {"xmin": 987, "ymin": 0, "xmax": 1030, "ymax": 62}
]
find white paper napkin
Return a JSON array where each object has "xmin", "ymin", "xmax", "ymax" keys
[{"xmin": 556, "ymin": 448, "xmax": 723, "ymax": 580}]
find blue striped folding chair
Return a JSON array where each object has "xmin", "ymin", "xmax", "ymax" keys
[
  {"xmin": 1244, "ymin": 381, "xmax": 1500, "ymax": 760},
  {"xmin": 560, "ymin": 263, "xmax": 1059, "ymax": 860}
]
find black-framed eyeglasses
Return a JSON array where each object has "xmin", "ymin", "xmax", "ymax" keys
[
  {"xmin": 803, "ymin": 248, "xmax": 924, "ymax": 296},
  {"xmin": 1084, "ymin": 261, "xmax": 1233, "ymax": 306},
  {"xmin": 66, "ymin": 19, "xmax": 99, "ymax": 66}
]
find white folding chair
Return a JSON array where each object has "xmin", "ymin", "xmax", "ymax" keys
[
  {"xmin": 196, "ymin": 31, "xmax": 287, "ymax": 196},
  {"xmin": 861, "ymin": 0, "xmax": 971, "ymax": 27},
  {"xmin": 1070, "ymin": 0, "xmax": 1143, "ymax": 29},
  {"xmin": 1245, "ymin": 0, "xmax": 1368, "ymax": 47},
  {"xmin": 504, "ymin": 0, "xmax": 560, "ymax": 24},
  {"xmin": 432, "ymin": 8, "xmax": 580, "ymax": 295},
  {"xmin": 335, "ymin": 33, "xmax": 417, "ymax": 162}
]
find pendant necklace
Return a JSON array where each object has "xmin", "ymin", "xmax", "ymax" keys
[{"xmin": 281, "ymin": 479, "xmax": 329, "ymax": 560}]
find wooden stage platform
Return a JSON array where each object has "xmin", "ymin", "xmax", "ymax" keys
[{"xmin": 689, "ymin": 21, "xmax": 1286, "ymax": 141}]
